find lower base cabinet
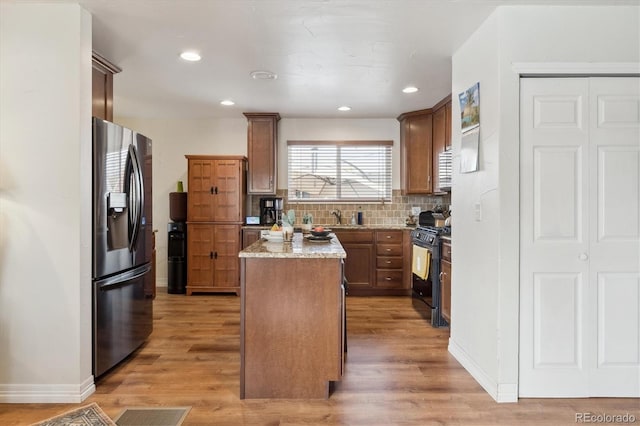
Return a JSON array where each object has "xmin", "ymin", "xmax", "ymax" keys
[
  {"xmin": 242, "ymin": 228, "xmax": 263, "ymax": 249},
  {"xmin": 334, "ymin": 230, "xmax": 374, "ymax": 293},
  {"xmin": 334, "ymin": 228, "xmax": 411, "ymax": 296},
  {"xmin": 186, "ymin": 223, "xmax": 241, "ymax": 295},
  {"xmin": 240, "ymin": 257, "xmax": 344, "ymax": 399}
]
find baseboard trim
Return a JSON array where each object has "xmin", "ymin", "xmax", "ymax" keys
[
  {"xmin": 0, "ymin": 375, "xmax": 95, "ymax": 403},
  {"xmin": 448, "ymin": 338, "xmax": 517, "ymax": 403}
]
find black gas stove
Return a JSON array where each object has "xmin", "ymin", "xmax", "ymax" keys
[{"xmin": 410, "ymin": 225, "xmax": 450, "ymax": 328}]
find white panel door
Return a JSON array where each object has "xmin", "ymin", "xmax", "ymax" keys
[
  {"xmin": 520, "ymin": 78, "xmax": 590, "ymax": 397},
  {"xmin": 588, "ymin": 78, "xmax": 640, "ymax": 396},
  {"xmin": 520, "ymin": 77, "xmax": 640, "ymax": 397}
]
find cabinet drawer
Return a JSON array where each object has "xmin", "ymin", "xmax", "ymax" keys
[
  {"xmin": 442, "ymin": 242, "xmax": 451, "ymax": 261},
  {"xmin": 376, "ymin": 231, "xmax": 403, "ymax": 244},
  {"xmin": 376, "ymin": 244, "xmax": 402, "ymax": 256},
  {"xmin": 376, "ymin": 256, "xmax": 403, "ymax": 269},
  {"xmin": 334, "ymin": 230, "xmax": 374, "ymax": 243},
  {"xmin": 375, "ymin": 270, "xmax": 404, "ymax": 288}
]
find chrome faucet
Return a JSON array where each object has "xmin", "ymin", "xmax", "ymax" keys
[{"xmin": 331, "ymin": 209, "xmax": 342, "ymax": 225}]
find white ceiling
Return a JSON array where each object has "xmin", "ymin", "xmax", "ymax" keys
[{"xmin": 27, "ymin": 0, "xmax": 640, "ymax": 119}]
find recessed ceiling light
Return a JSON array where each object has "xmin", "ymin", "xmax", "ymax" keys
[
  {"xmin": 220, "ymin": 100, "xmax": 235, "ymax": 106},
  {"xmin": 180, "ymin": 51, "xmax": 201, "ymax": 62},
  {"xmin": 338, "ymin": 106, "xmax": 351, "ymax": 111},
  {"xmin": 402, "ymin": 86, "xmax": 419, "ymax": 93},
  {"xmin": 250, "ymin": 70, "xmax": 278, "ymax": 80}
]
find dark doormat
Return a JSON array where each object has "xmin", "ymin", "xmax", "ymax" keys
[
  {"xmin": 31, "ymin": 403, "xmax": 116, "ymax": 426},
  {"xmin": 113, "ymin": 407, "xmax": 191, "ymax": 426}
]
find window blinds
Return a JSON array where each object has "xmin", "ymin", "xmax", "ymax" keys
[{"xmin": 287, "ymin": 140, "xmax": 392, "ymax": 202}]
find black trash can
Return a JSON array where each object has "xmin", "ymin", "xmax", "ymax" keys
[{"xmin": 167, "ymin": 222, "xmax": 187, "ymax": 294}]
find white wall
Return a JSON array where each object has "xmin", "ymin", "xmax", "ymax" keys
[
  {"xmin": 114, "ymin": 116, "xmax": 399, "ymax": 287},
  {"xmin": 0, "ymin": 3, "xmax": 94, "ymax": 402},
  {"xmin": 449, "ymin": 5, "xmax": 640, "ymax": 402},
  {"xmin": 448, "ymin": 10, "xmax": 502, "ymax": 396}
]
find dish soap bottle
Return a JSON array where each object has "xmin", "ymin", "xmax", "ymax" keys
[
  {"xmin": 351, "ymin": 213, "xmax": 357, "ymax": 225},
  {"xmin": 357, "ymin": 206, "xmax": 363, "ymax": 225}
]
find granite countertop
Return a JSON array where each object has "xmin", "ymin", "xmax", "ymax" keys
[
  {"xmin": 239, "ymin": 232, "xmax": 347, "ymax": 259},
  {"xmin": 242, "ymin": 224, "xmax": 414, "ymax": 230}
]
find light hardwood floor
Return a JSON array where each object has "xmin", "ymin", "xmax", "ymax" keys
[{"xmin": 1, "ymin": 292, "xmax": 638, "ymax": 425}]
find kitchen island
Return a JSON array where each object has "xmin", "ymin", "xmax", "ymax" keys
[{"xmin": 238, "ymin": 233, "xmax": 347, "ymax": 399}]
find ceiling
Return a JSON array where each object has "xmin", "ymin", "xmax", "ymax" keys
[{"xmin": 26, "ymin": 0, "xmax": 640, "ymax": 119}]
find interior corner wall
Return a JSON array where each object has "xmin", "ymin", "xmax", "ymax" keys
[
  {"xmin": 449, "ymin": 11, "xmax": 502, "ymax": 401},
  {"xmin": 450, "ymin": 5, "xmax": 640, "ymax": 403},
  {"xmin": 0, "ymin": 3, "xmax": 94, "ymax": 402}
]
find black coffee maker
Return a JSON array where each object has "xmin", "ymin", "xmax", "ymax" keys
[{"xmin": 260, "ymin": 197, "xmax": 283, "ymax": 225}]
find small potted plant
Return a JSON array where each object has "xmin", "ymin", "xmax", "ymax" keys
[{"xmin": 301, "ymin": 213, "xmax": 313, "ymax": 233}]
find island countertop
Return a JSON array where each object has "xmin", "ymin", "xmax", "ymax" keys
[{"xmin": 239, "ymin": 232, "xmax": 346, "ymax": 259}]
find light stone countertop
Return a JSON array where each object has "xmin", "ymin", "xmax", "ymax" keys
[
  {"xmin": 242, "ymin": 224, "xmax": 415, "ymax": 231},
  {"xmin": 239, "ymin": 232, "xmax": 347, "ymax": 259}
]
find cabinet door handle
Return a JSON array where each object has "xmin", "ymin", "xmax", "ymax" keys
[
  {"xmin": 386, "ymin": 260, "xmax": 392, "ymax": 264},
  {"xmin": 385, "ymin": 277, "xmax": 392, "ymax": 281},
  {"xmin": 210, "ymin": 186, "xmax": 214, "ymax": 194},
  {"xmin": 214, "ymin": 251, "xmax": 218, "ymax": 259},
  {"xmin": 439, "ymin": 272, "xmax": 444, "ymax": 280},
  {"xmin": 386, "ymin": 235, "xmax": 391, "ymax": 239},
  {"xmin": 386, "ymin": 248, "xmax": 391, "ymax": 252},
  {"xmin": 210, "ymin": 251, "xmax": 214, "ymax": 259}
]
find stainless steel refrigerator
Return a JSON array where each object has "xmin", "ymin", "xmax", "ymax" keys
[{"xmin": 92, "ymin": 117, "xmax": 153, "ymax": 378}]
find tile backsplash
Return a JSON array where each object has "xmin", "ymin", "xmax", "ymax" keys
[{"xmin": 249, "ymin": 190, "xmax": 450, "ymax": 226}]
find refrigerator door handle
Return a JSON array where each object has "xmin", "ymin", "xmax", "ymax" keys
[
  {"xmin": 126, "ymin": 144, "xmax": 144, "ymax": 252},
  {"xmin": 96, "ymin": 263, "xmax": 152, "ymax": 289}
]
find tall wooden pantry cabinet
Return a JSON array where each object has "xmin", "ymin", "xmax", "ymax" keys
[{"xmin": 185, "ymin": 155, "xmax": 246, "ymax": 295}]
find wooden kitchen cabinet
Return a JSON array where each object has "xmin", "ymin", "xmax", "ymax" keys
[
  {"xmin": 242, "ymin": 228, "xmax": 263, "ymax": 249},
  {"xmin": 92, "ymin": 51, "xmax": 121, "ymax": 121},
  {"xmin": 334, "ymin": 228, "xmax": 411, "ymax": 296},
  {"xmin": 440, "ymin": 239, "xmax": 452, "ymax": 325},
  {"xmin": 186, "ymin": 156, "xmax": 246, "ymax": 222},
  {"xmin": 375, "ymin": 230, "xmax": 407, "ymax": 290},
  {"xmin": 186, "ymin": 155, "xmax": 246, "ymax": 295},
  {"xmin": 333, "ymin": 230, "xmax": 374, "ymax": 293},
  {"xmin": 241, "ymin": 256, "xmax": 344, "ymax": 398},
  {"xmin": 187, "ymin": 223, "xmax": 242, "ymax": 295},
  {"xmin": 432, "ymin": 95, "xmax": 452, "ymax": 193},
  {"xmin": 243, "ymin": 113, "xmax": 280, "ymax": 195},
  {"xmin": 398, "ymin": 109, "xmax": 433, "ymax": 194}
]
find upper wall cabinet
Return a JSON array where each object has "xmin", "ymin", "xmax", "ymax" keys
[
  {"xmin": 397, "ymin": 109, "xmax": 433, "ymax": 194},
  {"xmin": 91, "ymin": 51, "xmax": 121, "ymax": 121},
  {"xmin": 243, "ymin": 112, "xmax": 281, "ymax": 195},
  {"xmin": 432, "ymin": 95, "xmax": 452, "ymax": 194},
  {"xmin": 185, "ymin": 156, "xmax": 247, "ymax": 223}
]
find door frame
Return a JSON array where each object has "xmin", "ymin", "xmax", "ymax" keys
[{"xmin": 511, "ymin": 63, "xmax": 640, "ymax": 400}]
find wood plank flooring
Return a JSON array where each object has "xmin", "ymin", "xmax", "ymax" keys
[{"xmin": 1, "ymin": 293, "xmax": 638, "ymax": 425}]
